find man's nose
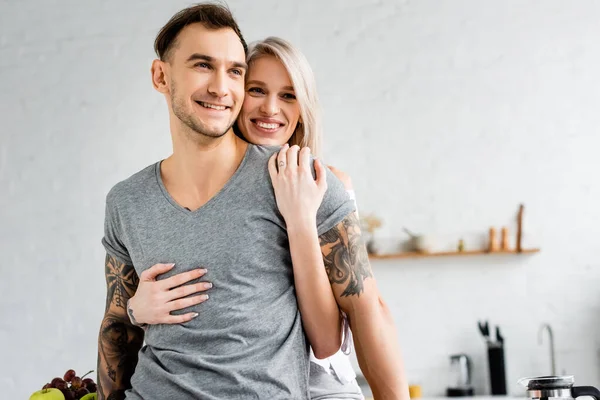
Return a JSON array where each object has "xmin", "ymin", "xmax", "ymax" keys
[{"xmin": 207, "ymin": 70, "xmax": 228, "ymax": 98}]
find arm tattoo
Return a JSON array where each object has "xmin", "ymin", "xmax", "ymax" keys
[
  {"xmin": 320, "ymin": 213, "xmax": 373, "ymax": 297},
  {"xmin": 98, "ymin": 254, "xmax": 143, "ymax": 400},
  {"xmin": 104, "ymin": 254, "xmax": 139, "ymax": 312},
  {"xmin": 127, "ymin": 298, "xmax": 146, "ymax": 327}
]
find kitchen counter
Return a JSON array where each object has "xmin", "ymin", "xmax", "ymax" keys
[{"xmin": 364, "ymin": 396, "xmax": 524, "ymax": 400}]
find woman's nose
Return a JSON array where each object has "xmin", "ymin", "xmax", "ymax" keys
[{"xmin": 260, "ymin": 96, "xmax": 279, "ymax": 115}]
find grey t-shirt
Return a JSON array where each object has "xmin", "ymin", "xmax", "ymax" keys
[{"xmin": 102, "ymin": 144, "xmax": 355, "ymax": 400}]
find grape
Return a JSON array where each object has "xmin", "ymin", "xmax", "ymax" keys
[
  {"xmin": 71, "ymin": 376, "xmax": 83, "ymax": 389},
  {"xmin": 64, "ymin": 369, "xmax": 76, "ymax": 382},
  {"xmin": 60, "ymin": 388, "xmax": 75, "ymax": 400},
  {"xmin": 54, "ymin": 379, "xmax": 68, "ymax": 390},
  {"xmin": 42, "ymin": 383, "xmax": 52, "ymax": 389},
  {"xmin": 82, "ymin": 378, "xmax": 94, "ymax": 386},
  {"xmin": 75, "ymin": 387, "xmax": 90, "ymax": 398},
  {"xmin": 85, "ymin": 382, "xmax": 97, "ymax": 393},
  {"xmin": 51, "ymin": 377, "xmax": 65, "ymax": 387}
]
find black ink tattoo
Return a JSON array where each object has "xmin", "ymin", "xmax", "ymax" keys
[
  {"xmin": 320, "ymin": 213, "xmax": 373, "ymax": 297},
  {"xmin": 126, "ymin": 298, "xmax": 146, "ymax": 328},
  {"xmin": 104, "ymin": 254, "xmax": 139, "ymax": 312},
  {"xmin": 98, "ymin": 254, "xmax": 143, "ymax": 400},
  {"xmin": 107, "ymin": 390, "xmax": 126, "ymax": 400}
]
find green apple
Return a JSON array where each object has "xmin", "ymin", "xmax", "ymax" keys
[
  {"xmin": 80, "ymin": 393, "xmax": 97, "ymax": 400},
  {"xmin": 29, "ymin": 388, "xmax": 65, "ymax": 400}
]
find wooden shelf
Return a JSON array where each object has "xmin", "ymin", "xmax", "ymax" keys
[{"xmin": 369, "ymin": 248, "xmax": 540, "ymax": 260}]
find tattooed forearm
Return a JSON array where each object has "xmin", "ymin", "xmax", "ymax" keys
[
  {"xmin": 319, "ymin": 213, "xmax": 373, "ymax": 297},
  {"xmin": 98, "ymin": 254, "xmax": 143, "ymax": 400},
  {"xmin": 104, "ymin": 254, "xmax": 139, "ymax": 312}
]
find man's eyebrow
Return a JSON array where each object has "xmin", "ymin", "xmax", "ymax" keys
[
  {"xmin": 186, "ymin": 53, "xmax": 213, "ymax": 63},
  {"xmin": 186, "ymin": 53, "xmax": 248, "ymax": 70},
  {"xmin": 246, "ymin": 80, "xmax": 294, "ymax": 91}
]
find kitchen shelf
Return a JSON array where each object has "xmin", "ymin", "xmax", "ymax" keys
[{"xmin": 369, "ymin": 248, "xmax": 540, "ymax": 260}]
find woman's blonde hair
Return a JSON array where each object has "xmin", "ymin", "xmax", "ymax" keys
[{"xmin": 246, "ymin": 37, "xmax": 323, "ymax": 157}]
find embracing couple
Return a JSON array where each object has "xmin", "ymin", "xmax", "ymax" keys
[{"xmin": 97, "ymin": 3, "xmax": 408, "ymax": 400}]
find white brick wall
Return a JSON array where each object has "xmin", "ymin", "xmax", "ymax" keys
[{"xmin": 2, "ymin": 0, "xmax": 599, "ymax": 398}]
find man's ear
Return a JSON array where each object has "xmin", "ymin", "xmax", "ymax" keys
[{"xmin": 151, "ymin": 59, "xmax": 169, "ymax": 94}]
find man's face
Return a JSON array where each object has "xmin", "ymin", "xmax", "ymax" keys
[{"xmin": 165, "ymin": 24, "xmax": 246, "ymax": 138}]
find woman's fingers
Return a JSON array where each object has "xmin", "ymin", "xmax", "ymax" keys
[
  {"xmin": 286, "ymin": 145, "xmax": 300, "ymax": 169},
  {"xmin": 140, "ymin": 263, "xmax": 175, "ymax": 282},
  {"xmin": 168, "ymin": 294, "xmax": 210, "ymax": 312},
  {"xmin": 161, "ymin": 268, "xmax": 207, "ymax": 290},
  {"xmin": 164, "ymin": 312, "xmax": 200, "ymax": 324},
  {"xmin": 277, "ymin": 144, "xmax": 289, "ymax": 172},
  {"xmin": 314, "ymin": 158, "xmax": 328, "ymax": 191},
  {"xmin": 299, "ymin": 146, "xmax": 312, "ymax": 172},
  {"xmin": 167, "ymin": 280, "xmax": 213, "ymax": 301}
]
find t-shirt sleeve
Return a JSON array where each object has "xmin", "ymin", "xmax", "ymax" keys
[
  {"xmin": 316, "ymin": 167, "xmax": 356, "ymax": 236},
  {"xmin": 101, "ymin": 188, "xmax": 133, "ymax": 265}
]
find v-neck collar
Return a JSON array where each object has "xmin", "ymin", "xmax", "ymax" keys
[{"xmin": 154, "ymin": 144, "xmax": 252, "ymax": 216}]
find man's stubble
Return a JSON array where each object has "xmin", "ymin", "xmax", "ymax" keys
[{"xmin": 170, "ymin": 79, "xmax": 238, "ymax": 140}]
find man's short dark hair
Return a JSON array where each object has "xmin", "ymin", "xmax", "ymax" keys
[{"xmin": 154, "ymin": 3, "xmax": 248, "ymax": 62}]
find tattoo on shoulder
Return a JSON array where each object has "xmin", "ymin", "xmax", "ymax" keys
[
  {"xmin": 319, "ymin": 213, "xmax": 373, "ymax": 297},
  {"xmin": 105, "ymin": 254, "xmax": 139, "ymax": 312}
]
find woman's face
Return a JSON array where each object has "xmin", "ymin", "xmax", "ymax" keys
[{"xmin": 237, "ymin": 55, "xmax": 301, "ymax": 146}]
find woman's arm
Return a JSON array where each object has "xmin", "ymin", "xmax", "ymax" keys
[
  {"xmin": 268, "ymin": 144, "xmax": 344, "ymax": 358},
  {"xmin": 286, "ymin": 220, "xmax": 343, "ymax": 358}
]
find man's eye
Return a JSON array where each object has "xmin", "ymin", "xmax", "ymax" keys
[
  {"xmin": 231, "ymin": 69, "xmax": 243, "ymax": 76},
  {"xmin": 195, "ymin": 63, "xmax": 210, "ymax": 69}
]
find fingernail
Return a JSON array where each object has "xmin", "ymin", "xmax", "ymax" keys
[
  {"xmin": 167, "ymin": 263, "xmax": 175, "ymax": 267},
  {"xmin": 192, "ymin": 312, "xmax": 199, "ymax": 318},
  {"xmin": 198, "ymin": 268, "xmax": 207, "ymax": 274},
  {"xmin": 202, "ymin": 294, "xmax": 209, "ymax": 300},
  {"xmin": 203, "ymin": 282, "xmax": 213, "ymax": 289}
]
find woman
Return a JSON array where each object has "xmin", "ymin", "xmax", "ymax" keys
[{"xmin": 128, "ymin": 37, "xmax": 363, "ymax": 399}]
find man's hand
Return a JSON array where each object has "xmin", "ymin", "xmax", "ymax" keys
[{"xmin": 128, "ymin": 263, "xmax": 211, "ymax": 326}]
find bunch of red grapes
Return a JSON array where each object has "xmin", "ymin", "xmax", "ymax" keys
[{"xmin": 42, "ymin": 369, "xmax": 97, "ymax": 400}]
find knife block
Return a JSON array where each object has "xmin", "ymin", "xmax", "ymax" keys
[{"xmin": 488, "ymin": 344, "xmax": 507, "ymax": 395}]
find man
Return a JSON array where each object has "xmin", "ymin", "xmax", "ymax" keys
[{"xmin": 97, "ymin": 3, "xmax": 408, "ymax": 400}]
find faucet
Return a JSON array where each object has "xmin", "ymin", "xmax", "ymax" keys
[{"xmin": 538, "ymin": 323, "xmax": 557, "ymax": 376}]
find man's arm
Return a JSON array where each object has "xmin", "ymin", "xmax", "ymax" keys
[
  {"xmin": 320, "ymin": 213, "xmax": 409, "ymax": 400},
  {"xmin": 97, "ymin": 254, "xmax": 145, "ymax": 400}
]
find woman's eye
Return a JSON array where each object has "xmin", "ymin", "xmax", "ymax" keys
[
  {"xmin": 248, "ymin": 87, "xmax": 265, "ymax": 94},
  {"xmin": 281, "ymin": 93, "xmax": 296, "ymax": 100}
]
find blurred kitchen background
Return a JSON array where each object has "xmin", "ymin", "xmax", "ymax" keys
[{"xmin": 2, "ymin": 0, "xmax": 600, "ymax": 399}]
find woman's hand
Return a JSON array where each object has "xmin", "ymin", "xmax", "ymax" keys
[
  {"xmin": 127, "ymin": 263, "xmax": 211, "ymax": 326},
  {"xmin": 268, "ymin": 144, "xmax": 327, "ymax": 229}
]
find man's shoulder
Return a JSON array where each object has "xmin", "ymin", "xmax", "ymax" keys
[
  {"xmin": 106, "ymin": 162, "xmax": 158, "ymax": 206},
  {"xmin": 246, "ymin": 143, "xmax": 281, "ymax": 162}
]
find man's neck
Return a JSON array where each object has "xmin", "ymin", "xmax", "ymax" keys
[{"xmin": 161, "ymin": 129, "xmax": 248, "ymax": 211}]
